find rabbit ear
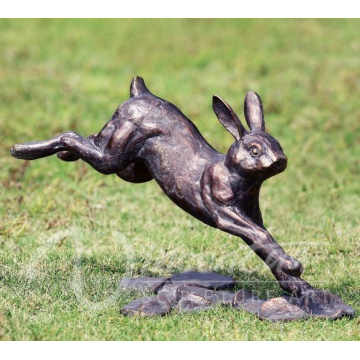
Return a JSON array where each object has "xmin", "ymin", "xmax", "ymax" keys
[
  {"xmin": 244, "ymin": 91, "xmax": 265, "ymax": 131},
  {"xmin": 212, "ymin": 95, "xmax": 246, "ymax": 141}
]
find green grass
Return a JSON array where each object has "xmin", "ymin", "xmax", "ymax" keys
[{"xmin": 0, "ymin": 19, "xmax": 359, "ymax": 340}]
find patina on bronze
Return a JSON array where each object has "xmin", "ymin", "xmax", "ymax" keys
[{"xmin": 10, "ymin": 77, "xmax": 354, "ymax": 317}]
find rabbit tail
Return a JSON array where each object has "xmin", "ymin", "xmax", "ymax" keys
[{"xmin": 130, "ymin": 76, "xmax": 151, "ymax": 98}]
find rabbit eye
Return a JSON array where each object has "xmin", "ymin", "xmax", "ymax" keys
[{"xmin": 250, "ymin": 146, "xmax": 260, "ymax": 157}]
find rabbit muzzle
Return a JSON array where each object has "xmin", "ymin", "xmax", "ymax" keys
[
  {"xmin": 258, "ymin": 154, "xmax": 287, "ymax": 179},
  {"xmin": 274, "ymin": 155, "xmax": 287, "ymax": 172}
]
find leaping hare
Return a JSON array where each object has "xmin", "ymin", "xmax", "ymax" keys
[{"xmin": 11, "ymin": 76, "xmax": 312, "ymax": 295}]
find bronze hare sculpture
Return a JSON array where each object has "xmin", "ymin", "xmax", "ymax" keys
[{"xmin": 9, "ymin": 77, "xmax": 354, "ymax": 311}]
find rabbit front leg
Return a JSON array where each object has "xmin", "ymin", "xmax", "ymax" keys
[
  {"xmin": 215, "ymin": 206, "xmax": 304, "ymax": 276},
  {"xmin": 201, "ymin": 166, "xmax": 310, "ymax": 295},
  {"xmin": 215, "ymin": 208, "xmax": 311, "ymax": 294}
]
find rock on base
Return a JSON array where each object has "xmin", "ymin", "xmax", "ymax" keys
[
  {"xmin": 118, "ymin": 273, "xmax": 355, "ymax": 322},
  {"xmin": 174, "ymin": 285, "xmax": 235, "ymax": 313},
  {"xmin": 297, "ymin": 289, "xmax": 355, "ymax": 319},
  {"xmin": 121, "ymin": 296, "xmax": 171, "ymax": 317},
  {"xmin": 171, "ymin": 271, "xmax": 235, "ymax": 290},
  {"xmin": 259, "ymin": 297, "xmax": 309, "ymax": 322},
  {"xmin": 157, "ymin": 284, "xmax": 181, "ymax": 306},
  {"xmin": 119, "ymin": 277, "xmax": 171, "ymax": 293},
  {"xmin": 232, "ymin": 289, "xmax": 265, "ymax": 315}
]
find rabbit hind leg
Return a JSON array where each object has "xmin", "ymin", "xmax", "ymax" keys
[
  {"xmin": 57, "ymin": 134, "xmax": 98, "ymax": 162},
  {"xmin": 11, "ymin": 131, "xmax": 121, "ymax": 175},
  {"xmin": 11, "ymin": 134, "xmax": 69, "ymax": 160}
]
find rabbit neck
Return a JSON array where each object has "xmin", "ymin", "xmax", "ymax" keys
[
  {"xmin": 233, "ymin": 174, "xmax": 263, "ymax": 201},
  {"xmin": 219, "ymin": 159, "xmax": 263, "ymax": 199},
  {"xmin": 223, "ymin": 154, "xmax": 263, "ymax": 192}
]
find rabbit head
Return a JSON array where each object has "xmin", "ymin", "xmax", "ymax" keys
[{"xmin": 213, "ymin": 91, "xmax": 287, "ymax": 180}]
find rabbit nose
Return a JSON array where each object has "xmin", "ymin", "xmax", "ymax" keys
[{"xmin": 275, "ymin": 155, "xmax": 287, "ymax": 170}]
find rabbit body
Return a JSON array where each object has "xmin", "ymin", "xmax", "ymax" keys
[
  {"xmin": 110, "ymin": 93, "xmax": 224, "ymax": 227},
  {"xmin": 10, "ymin": 76, "xmax": 311, "ymax": 295}
]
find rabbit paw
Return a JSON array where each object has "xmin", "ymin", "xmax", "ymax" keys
[
  {"xmin": 268, "ymin": 252, "xmax": 303, "ymax": 277},
  {"xmin": 272, "ymin": 269, "xmax": 312, "ymax": 296},
  {"xmin": 280, "ymin": 256, "xmax": 303, "ymax": 276}
]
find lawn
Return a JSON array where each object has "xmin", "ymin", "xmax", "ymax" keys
[{"xmin": 0, "ymin": 19, "xmax": 359, "ymax": 340}]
